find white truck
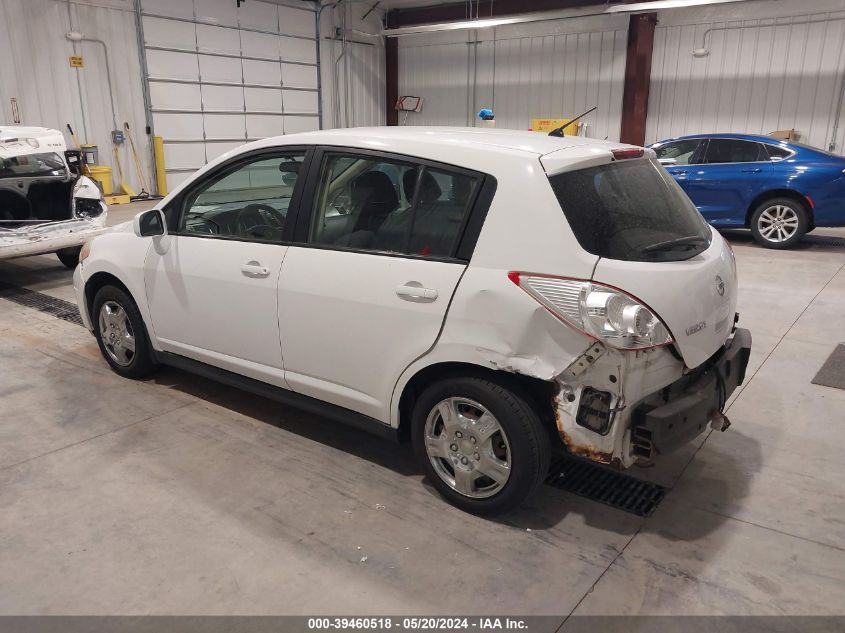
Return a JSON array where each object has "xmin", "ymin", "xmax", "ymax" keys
[{"xmin": 1, "ymin": 126, "xmax": 107, "ymax": 268}]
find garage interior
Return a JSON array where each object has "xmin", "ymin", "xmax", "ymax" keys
[{"xmin": 2, "ymin": 0, "xmax": 845, "ymax": 621}]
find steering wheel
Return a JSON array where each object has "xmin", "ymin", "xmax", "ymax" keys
[{"xmin": 235, "ymin": 203, "xmax": 286, "ymax": 239}]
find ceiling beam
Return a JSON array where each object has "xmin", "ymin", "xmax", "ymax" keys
[{"xmin": 385, "ymin": 0, "xmax": 641, "ymax": 29}]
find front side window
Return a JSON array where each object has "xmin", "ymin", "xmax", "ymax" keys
[
  {"xmin": 652, "ymin": 139, "xmax": 702, "ymax": 165},
  {"xmin": 703, "ymin": 139, "xmax": 765, "ymax": 164},
  {"xmin": 309, "ymin": 153, "xmax": 479, "ymax": 258},
  {"xmin": 180, "ymin": 153, "xmax": 304, "ymax": 242},
  {"xmin": 0, "ymin": 152, "xmax": 67, "ymax": 178},
  {"xmin": 550, "ymin": 159, "xmax": 711, "ymax": 262}
]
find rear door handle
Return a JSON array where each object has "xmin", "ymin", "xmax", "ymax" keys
[
  {"xmin": 668, "ymin": 169, "xmax": 688, "ymax": 176},
  {"xmin": 241, "ymin": 261, "xmax": 270, "ymax": 278},
  {"xmin": 395, "ymin": 282, "xmax": 438, "ymax": 301},
  {"xmin": 741, "ymin": 168, "xmax": 762, "ymax": 173}
]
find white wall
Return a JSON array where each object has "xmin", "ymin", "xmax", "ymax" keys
[
  {"xmin": 319, "ymin": 1, "xmax": 386, "ymax": 129},
  {"xmin": 0, "ymin": 0, "xmax": 151, "ymax": 193},
  {"xmin": 397, "ymin": 15, "xmax": 630, "ymax": 139},
  {"xmin": 395, "ymin": 0, "xmax": 845, "ymax": 152},
  {"xmin": 647, "ymin": 0, "xmax": 845, "ymax": 151}
]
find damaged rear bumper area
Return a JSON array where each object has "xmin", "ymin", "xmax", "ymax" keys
[
  {"xmin": 553, "ymin": 328, "xmax": 752, "ymax": 468},
  {"xmin": 630, "ymin": 327, "xmax": 752, "ymax": 461}
]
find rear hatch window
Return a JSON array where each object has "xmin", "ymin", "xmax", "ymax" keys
[{"xmin": 549, "ymin": 158, "xmax": 711, "ymax": 262}]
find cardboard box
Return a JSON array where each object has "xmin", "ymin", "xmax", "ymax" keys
[{"xmin": 769, "ymin": 129, "xmax": 800, "ymax": 141}]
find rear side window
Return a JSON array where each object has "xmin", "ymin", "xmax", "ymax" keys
[
  {"xmin": 703, "ymin": 139, "xmax": 765, "ymax": 163},
  {"xmin": 764, "ymin": 144, "xmax": 793, "ymax": 160},
  {"xmin": 550, "ymin": 159, "xmax": 711, "ymax": 262}
]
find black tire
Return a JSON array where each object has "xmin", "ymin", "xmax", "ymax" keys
[
  {"xmin": 411, "ymin": 376, "xmax": 550, "ymax": 515},
  {"xmin": 56, "ymin": 246, "xmax": 82, "ymax": 269},
  {"xmin": 750, "ymin": 197, "xmax": 808, "ymax": 249},
  {"xmin": 92, "ymin": 285, "xmax": 158, "ymax": 379}
]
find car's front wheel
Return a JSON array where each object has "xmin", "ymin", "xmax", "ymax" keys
[
  {"xmin": 56, "ymin": 247, "xmax": 81, "ymax": 269},
  {"xmin": 750, "ymin": 198, "xmax": 808, "ymax": 249},
  {"xmin": 92, "ymin": 285, "xmax": 158, "ymax": 378},
  {"xmin": 411, "ymin": 376, "xmax": 550, "ymax": 515}
]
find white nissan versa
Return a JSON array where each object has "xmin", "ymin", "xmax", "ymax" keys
[{"xmin": 74, "ymin": 127, "xmax": 751, "ymax": 514}]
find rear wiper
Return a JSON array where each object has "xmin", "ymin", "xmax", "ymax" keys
[{"xmin": 641, "ymin": 235, "xmax": 709, "ymax": 254}]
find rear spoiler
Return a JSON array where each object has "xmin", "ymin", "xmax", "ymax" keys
[{"xmin": 541, "ymin": 145, "xmax": 654, "ymax": 176}]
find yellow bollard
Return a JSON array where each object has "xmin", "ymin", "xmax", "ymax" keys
[{"xmin": 153, "ymin": 135, "xmax": 167, "ymax": 197}]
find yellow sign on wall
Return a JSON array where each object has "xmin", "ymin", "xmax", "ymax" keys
[
  {"xmin": 531, "ymin": 118, "xmax": 576, "ymax": 135},
  {"xmin": 69, "ymin": 55, "xmax": 84, "ymax": 68}
]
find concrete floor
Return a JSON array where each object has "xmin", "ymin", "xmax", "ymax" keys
[{"xmin": 1, "ymin": 201, "xmax": 844, "ymax": 615}]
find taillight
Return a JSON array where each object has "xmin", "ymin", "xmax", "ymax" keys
[
  {"xmin": 611, "ymin": 148, "xmax": 644, "ymax": 160},
  {"xmin": 508, "ymin": 273, "xmax": 673, "ymax": 350}
]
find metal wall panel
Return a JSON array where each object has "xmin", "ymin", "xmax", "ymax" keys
[
  {"xmin": 0, "ymin": 0, "xmax": 152, "ymax": 193},
  {"xmin": 318, "ymin": 3, "xmax": 386, "ymax": 130},
  {"xmin": 647, "ymin": 8, "xmax": 845, "ymax": 151},
  {"xmin": 397, "ymin": 18, "xmax": 628, "ymax": 139}
]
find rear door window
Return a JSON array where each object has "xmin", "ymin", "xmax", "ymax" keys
[
  {"xmin": 652, "ymin": 139, "xmax": 703, "ymax": 165},
  {"xmin": 549, "ymin": 159, "xmax": 712, "ymax": 262},
  {"xmin": 703, "ymin": 139, "xmax": 766, "ymax": 163},
  {"xmin": 308, "ymin": 152, "xmax": 479, "ymax": 259}
]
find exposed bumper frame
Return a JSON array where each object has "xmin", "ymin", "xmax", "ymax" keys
[
  {"xmin": 631, "ymin": 327, "xmax": 752, "ymax": 460},
  {"xmin": 0, "ymin": 217, "xmax": 107, "ymax": 260}
]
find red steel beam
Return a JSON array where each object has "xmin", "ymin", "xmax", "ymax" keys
[
  {"xmin": 385, "ymin": 36, "xmax": 399, "ymax": 126},
  {"xmin": 620, "ymin": 12, "xmax": 657, "ymax": 146}
]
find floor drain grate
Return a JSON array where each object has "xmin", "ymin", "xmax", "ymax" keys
[
  {"xmin": 0, "ymin": 281, "xmax": 84, "ymax": 327},
  {"xmin": 545, "ymin": 455, "xmax": 667, "ymax": 517},
  {"xmin": 803, "ymin": 235, "xmax": 845, "ymax": 248}
]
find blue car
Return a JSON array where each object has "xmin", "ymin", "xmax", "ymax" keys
[{"xmin": 649, "ymin": 133, "xmax": 845, "ymax": 248}]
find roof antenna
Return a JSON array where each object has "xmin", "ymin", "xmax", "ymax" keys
[{"xmin": 548, "ymin": 106, "xmax": 597, "ymax": 137}]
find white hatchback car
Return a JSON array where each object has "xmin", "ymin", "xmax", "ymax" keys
[{"xmin": 74, "ymin": 127, "xmax": 751, "ymax": 514}]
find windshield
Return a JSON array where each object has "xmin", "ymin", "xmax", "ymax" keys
[
  {"xmin": 549, "ymin": 158, "xmax": 712, "ymax": 262},
  {"xmin": 0, "ymin": 152, "xmax": 67, "ymax": 178}
]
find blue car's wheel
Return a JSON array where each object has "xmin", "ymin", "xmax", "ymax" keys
[{"xmin": 750, "ymin": 198, "xmax": 808, "ymax": 249}]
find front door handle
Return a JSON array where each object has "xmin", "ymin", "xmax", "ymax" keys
[
  {"xmin": 395, "ymin": 282, "xmax": 438, "ymax": 301},
  {"xmin": 241, "ymin": 261, "xmax": 270, "ymax": 278},
  {"xmin": 741, "ymin": 168, "xmax": 762, "ymax": 173}
]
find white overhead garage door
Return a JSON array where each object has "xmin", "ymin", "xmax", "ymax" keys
[{"xmin": 139, "ymin": 0, "xmax": 320, "ymax": 191}]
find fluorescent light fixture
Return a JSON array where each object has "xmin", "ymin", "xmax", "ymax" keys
[{"xmin": 383, "ymin": 0, "xmax": 771, "ymax": 37}]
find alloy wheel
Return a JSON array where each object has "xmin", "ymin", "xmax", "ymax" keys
[
  {"xmin": 757, "ymin": 205, "xmax": 800, "ymax": 243},
  {"xmin": 423, "ymin": 397, "xmax": 511, "ymax": 499},
  {"xmin": 98, "ymin": 301, "xmax": 136, "ymax": 367}
]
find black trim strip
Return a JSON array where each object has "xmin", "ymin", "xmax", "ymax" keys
[{"xmin": 153, "ymin": 350, "xmax": 401, "ymax": 443}]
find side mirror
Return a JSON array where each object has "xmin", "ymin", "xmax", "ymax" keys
[
  {"xmin": 133, "ymin": 209, "xmax": 166, "ymax": 237},
  {"xmin": 64, "ymin": 150, "xmax": 83, "ymax": 176},
  {"xmin": 657, "ymin": 158, "xmax": 677, "ymax": 165}
]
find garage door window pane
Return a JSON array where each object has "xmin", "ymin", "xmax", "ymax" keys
[
  {"xmin": 309, "ymin": 154, "xmax": 478, "ymax": 258},
  {"xmin": 181, "ymin": 153, "xmax": 304, "ymax": 242},
  {"xmin": 704, "ymin": 139, "xmax": 765, "ymax": 164}
]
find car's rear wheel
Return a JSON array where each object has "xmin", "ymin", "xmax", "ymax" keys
[
  {"xmin": 92, "ymin": 285, "xmax": 158, "ymax": 378},
  {"xmin": 56, "ymin": 247, "xmax": 81, "ymax": 269},
  {"xmin": 750, "ymin": 198, "xmax": 808, "ymax": 249},
  {"xmin": 411, "ymin": 376, "xmax": 550, "ymax": 515}
]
